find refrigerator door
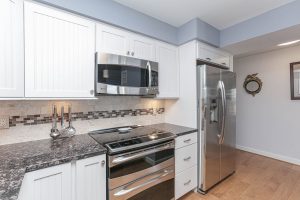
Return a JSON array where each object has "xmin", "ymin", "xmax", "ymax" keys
[
  {"xmin": 220, "ymin": 70, "xmax": 236, "ymax": 180},
  {"xmin": 197, "ymin": 65, "xmax": 222, "ymax": 192}
]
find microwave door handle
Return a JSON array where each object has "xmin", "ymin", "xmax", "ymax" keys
[{"xmin": 147, "ymin": 61, "xmax": 152, "ymax": 87}]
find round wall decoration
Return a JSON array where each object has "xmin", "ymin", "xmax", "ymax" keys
[{"xmin": 243, "ymin": 73, "xmax": 263, "ymax": 96}]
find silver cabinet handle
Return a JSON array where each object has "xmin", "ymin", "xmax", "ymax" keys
[
  {"xmin": 184, "ymin": 139, "xmax": 191, "ymax": 143},
  {"xmin": 114, "ymin": 169, "xmax": 174, "ymax": 197},
  {"xmin": 183, "ymin": 156, "xmax": 191, "ymax": 161},
  {"xmin": 206, "ymin": 58, "xmax": 211, "ymax": 61},
  {"xmin": 184, "ymin": 180, "xmax": 191, "ymax": 186},
  {"xmin": 221, "ymin": 62, "xmax": 226, "ymax": 65},
  {"xmin": 131, "ymin": 51, "xmax": 134, "ymax": 56},
  {"xmin": 101, "ymin": 160, "xmax": 105, "ymax": 166}
]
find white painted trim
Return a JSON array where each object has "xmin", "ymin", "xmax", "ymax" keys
[{"xmin": 236, "ymin": 145, "xmax": 300, "ymax": 165}]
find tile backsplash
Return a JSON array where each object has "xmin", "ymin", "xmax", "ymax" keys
[{"xmin": 0, "ymin": 97, "xmax": 165, "ymax": 145}]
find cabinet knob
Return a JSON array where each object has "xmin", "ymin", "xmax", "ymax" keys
[
  {"xmin": 90, "ymin": 90, "xmax": 94, "ymax": 95},
  {"xmin": 101, "ymin": 160, "xmax": 106, "ymax": 166},
  {"xmin": 127, "ymin": 51, "xmax": 130, "ymax": 56},
  {"xmin": 131, "ymin": 52, "xmax": 134, "ymax": 56}
]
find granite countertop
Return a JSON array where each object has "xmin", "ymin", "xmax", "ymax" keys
[
  {"xmin": 0, "ymin": 123, "xmax": 196, "ymax": 200},
  {"xmin": 0, "ymin": 134, "xmax": 106, "ymax": 200},
  {"xmin": 147, "ymin": 123, "xmax": 198, "ymax": 136}
]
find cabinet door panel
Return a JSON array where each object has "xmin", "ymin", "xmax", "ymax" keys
[
  {"xmin": 76, "ymin": 155, "xmax": 106, "ymax": 200},
  {"xmin": 96, "ymin": 24, "xmax": 129, "ymax": 56},
  {"xmin": 24, "ymin": 2, "xmax": 95, "ymax": 98},
  {"xmin": 130, "ymin": 34, "xmax": 156, "ymax": 61},
  {"xmin": 18, "ymin": 163, "xmax": 72, "ymax": 200},
  {"xmin": 156, "ymin": 43, "xmax": 179, "ymax": 98},
  {"xmin": 0, "ymin": 0, "xmax": 24, "ymax": 97}
]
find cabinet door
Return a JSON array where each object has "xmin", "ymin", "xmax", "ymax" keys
[
  {"xmin": 197, "ymin": 42, "xmax": 232, "ymax": 70},
  {"xmin": 76, "ymin": 155, "xmax": 106, "ymax": 200},
  {"xmin": 0, "ymin": 0, "xmax": 24, "ymax": 97},
  {"xmin": 130, "ymin": 34, "xmax": 156, "ymax": 61},
  {"xmin": 24, "ymin": 2, "xmax": 95, "ymax": 98},
  {"xmin": 96, "ymin": 23, "xmax": 130, "ymax": 56},
  {"xmin": 18, "ymin": 163, "xmax": 72, "ymax": 200},
  {"xmin": 156, "ymin": 42, "xmax": 179, "ymax": 98}
]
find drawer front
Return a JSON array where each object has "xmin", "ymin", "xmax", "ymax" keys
[
  {"xmin": 175, "ymin": 132, "xmax": 197, "ymax": 149},
  {"xmin": 175, "ymin": 166, "xmax": 197, "ymax": 199},
  {"xmin": 175, "ymin": 143, "xmax": 197, "ymax": 173}
]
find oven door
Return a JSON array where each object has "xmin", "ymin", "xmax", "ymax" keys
[
  {"xmin": 108, "ymin": 141, "xmax": 174, "ymax": 189},
  {"xmin": 110, "ymin": 165, "xmax": 174, "ymax": 200},
  {"xmin": 96, "ymin": 53, "xmax": 159, "ymax": 95}
]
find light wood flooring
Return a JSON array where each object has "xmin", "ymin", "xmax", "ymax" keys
[{"xmin": 180, "ymin": 150, "xmax": 300, "ymax": 200}]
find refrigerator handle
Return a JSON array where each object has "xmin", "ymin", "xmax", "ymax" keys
[
  {"xmin": 220, "ymin": 81, "xmax": 227, "ymax": 144},
  {"xmin": 217, "ymin": 81, "xmax": 226, "ymax": 144}
]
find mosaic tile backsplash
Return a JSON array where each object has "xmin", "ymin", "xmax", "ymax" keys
[
  {"xmin": 0, "ymin": 97, "xmax": 166, "ymax": 145},
  {"xmin": 9, "ymin": 108, "xmax": 165, "ymax": 127}
]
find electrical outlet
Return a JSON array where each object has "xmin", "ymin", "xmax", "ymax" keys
[{"xmin": 0, "ymin": 116, "xmax": 9, "ymax": 129}]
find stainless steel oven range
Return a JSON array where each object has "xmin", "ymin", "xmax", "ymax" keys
[{"xmin": 89, "ymin": 126, "xmax": 176, "ymax": 200}]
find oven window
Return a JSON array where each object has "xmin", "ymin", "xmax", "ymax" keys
[
  {"xmin": 128, "ymin": 179, "xmax": 174, "ymax": 200},
  {"xmin": 98, "ymin": 64, "xmax": 149, "ymax": 87},
  {"xmin": 151, "ymin": 70, "xmax": 158, "ymax": 87},
  {"xmin": 110, "ymin": 148, "xmax": 174, "ymax": 179}
]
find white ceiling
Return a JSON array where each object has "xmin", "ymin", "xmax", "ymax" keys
[{"xmin": 113, "ymin": 0, "xmax": 295, "ymax": 29}]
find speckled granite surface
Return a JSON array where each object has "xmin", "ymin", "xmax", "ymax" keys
[
  {"xmin": 0, "ymin": 134, "xmax": 106, "ymax": 200},
  {"xmin": 0, "ymin": 123, "xmax": 195, "ymax": 200},
  {"xmin": 147, "ymin": 123, "xmax": 197, "ymax": 136}
]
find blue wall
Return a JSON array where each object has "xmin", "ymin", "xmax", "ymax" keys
[{"xmin": 220, "ymin": 0, "xmax": 300, "ymax": 47}]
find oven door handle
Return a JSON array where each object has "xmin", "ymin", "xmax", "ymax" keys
[
  {"xmin": 113, "ymin": 168, "xmax": 174, "ymax": 197},
  {"xmin": 111, "ymin": 142, "xmax": 174, "ymax": 166}
]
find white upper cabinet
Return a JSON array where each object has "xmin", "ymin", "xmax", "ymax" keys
[
  {"xmin": 130, "ymin": 34, "xmax": 156, "ymax": 61},
  {"xmin": 24, "ymin": 2, "xmax": 95, "ymax": 98},
  {"xmin": 197, "ymin": 42, "xmax": 233, "ymax": 71},
  {"xmin": 96, "ymin": 23, "xmax": 156, "ymax": 61},
  {"xmin": 96, "ymin": 24, "xmax": 129, "ymax": 56},
  {"xmin": 156, "ymin": 42, "xmax": 179, "ymax": 98},
  {"xmin": 0, "ymin": 0, "xmax": 24, "ymax": 97}
]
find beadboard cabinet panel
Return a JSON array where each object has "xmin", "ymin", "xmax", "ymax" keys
[
  {"xmin": 0, "ymin": 0, "xmax": 24, "ymax": 97},
  {"xmin": 130, "ymin": 34, "xmax": 156, "ymax": 61},
  {"xmin": 96, "ymin": 24, "xmax": 130, "ymax": 56},
  {"xmin": 24, "ymin": 2, "xmax": 95, "ymax": 98},
  {"xmin": 18, "ymin": 163, "xmax": 72, "ymax": 200},
  {"xmin": 76, "ymin": 155, "xmax": 106, "ymax": 200}
]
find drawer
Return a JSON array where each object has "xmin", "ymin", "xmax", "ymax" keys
[
  {"xmin": 175, "ymin": 165, "xmax": 197, "ymax": 199},
  {"xmin": 175, "ymin": 143, "xmax": 197, "ymax": 173},
  {"xmin": 175, "ymin": 132, "xmax": 197, "ymax": 149}
]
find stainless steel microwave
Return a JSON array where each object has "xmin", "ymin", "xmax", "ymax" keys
[{"xmin": 96, "ymin": 53, "xmax": 159, "ymax": 96}]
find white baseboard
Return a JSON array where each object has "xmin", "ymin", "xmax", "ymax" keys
[{"xmin": 236, "ymin": 145, "xmax": 300, "ymax": 166}]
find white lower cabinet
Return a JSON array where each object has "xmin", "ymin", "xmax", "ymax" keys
[
  {"xmin": 76, "ymin": 156, "xmax": 106, "ymax": 200},
  {"xmin": 175, "ymin": 166, "xmax": 197, "ymax": 199},
  {"xmin": 18, "ymin": 155, "xmax": 106, "ymax": 200},
  {"xmin": 175, "ymin": 133, "xmax": 198, "ymax": 199}
]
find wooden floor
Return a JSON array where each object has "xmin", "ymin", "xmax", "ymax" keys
[{"xmin": 180, "ymin": 150, "xmax": 300, "ymax": 200}]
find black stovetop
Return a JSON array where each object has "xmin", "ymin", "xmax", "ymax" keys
[{"xmin": 88, "ymin": 125, "xmax": 176, "ymax": 154}]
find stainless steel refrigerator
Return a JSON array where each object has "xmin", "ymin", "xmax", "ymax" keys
[{"xmin": 197, "ymin": 60, "xmax": 236, "ymax": 194}]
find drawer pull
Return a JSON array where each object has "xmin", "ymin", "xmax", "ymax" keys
[
  {"xmin": 183, "ymin": 139, "xmax": 191, "ymax": 143},
  {"xmin": 206, "ymin": 58, "xmax": 211, "ymax": 61},
  {"xmin": 184, "ymin": 180, "xmax": 191, "ymax": 186},
  {"xmin": 183, "ymin": 156, "xmax": 191, "ymax": 161}
]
